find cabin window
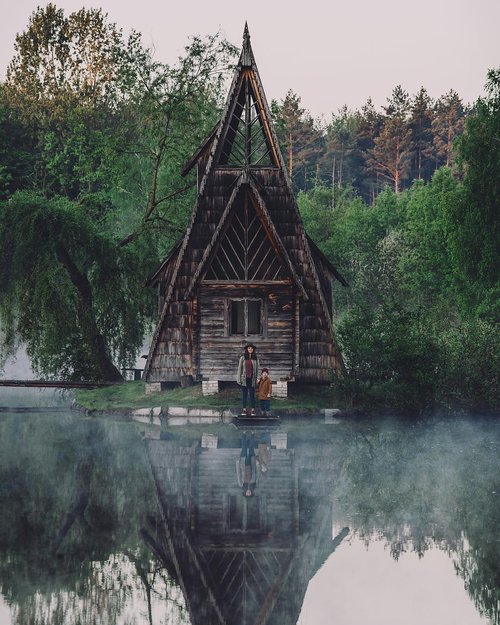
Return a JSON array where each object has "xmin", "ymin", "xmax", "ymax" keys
[{"xmin": 230, "ymin": 299, "xmax": 262, "ymax": 336}]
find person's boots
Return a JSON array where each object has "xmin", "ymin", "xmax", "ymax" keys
[
  {"xmin": 241, "ymin": 407, "xmax": 247, "ymax": 416},
  {"xmin": 251, "ymin": 408, "xmax": 256, "ymax": 416}
]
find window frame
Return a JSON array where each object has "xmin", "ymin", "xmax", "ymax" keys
[{"xmin": 226, "ymin": 298, "xmax": 267, "ymax": 338}]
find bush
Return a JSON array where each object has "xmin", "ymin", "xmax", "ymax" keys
[
  {"xmin": 436, "ymin": 319, "xmax": 500, "ymax": 412},
  {"xmin": 336, "ymin": 304, "xmax": 440, "ymax": 413}
]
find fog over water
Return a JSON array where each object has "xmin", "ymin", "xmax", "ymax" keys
[{"xmin": 0, "ymin": 405, "xmax": 497, "ymax": 625}]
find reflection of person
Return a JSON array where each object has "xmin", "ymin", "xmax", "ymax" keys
[
  {"xmin": 236, "ymin": 344, "xmax": 260, "ymax": 416},
  {"xmin": 256, "ymin": 430, "xmax": 271, "ymax": 473},
  {"xmin": 257, "ymin": 368, "xmax": 272, "ymax": 416},
  {"xmin": 237, "ymin": 432, "xmax": 258, "ymax": 496}
]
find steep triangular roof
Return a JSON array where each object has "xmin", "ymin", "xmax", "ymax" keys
[{"xmin": 144, "ymin": 25, "xmax": 345, "ymax": 381}]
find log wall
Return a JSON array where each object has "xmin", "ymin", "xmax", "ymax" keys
[{"xmin": 198, "ymin": 283, "xmax": 294, "ymax": 381}]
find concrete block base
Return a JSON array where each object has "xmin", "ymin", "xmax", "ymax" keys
[
  {"xmin": 201, "ymin": 433, "xmax": 218, "ymax": 448},
  {"xmin": 273, "ymin": 381, "xmax": 288, "ymax": 398},
  {"xmin": 202, "ymin": 380, "xmax": 219, "ymax": 396},
  {"xmin": 131, "ymin": 407, "xmax": 162, "ymax": 426},
  {"xmin": 145, "ymin": 382, "xmax": 162, "ymax": 395},
  {"xmin": 271, "ymin": 431, "xmax": 288, "ymax": 449}
]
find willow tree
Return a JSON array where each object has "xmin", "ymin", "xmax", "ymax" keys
[
  {"xmin": 0, "ymin": 5, "xmax": 236, "ymax": 380},
  {"xmin": 0, "ymin": 193, "xmax": 157, "ymax": 380}
]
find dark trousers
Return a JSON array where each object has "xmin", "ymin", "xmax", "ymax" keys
[
  {"xmin": 242, "ymin": 378, "xmax": 255, "ymax": 408},
  {"xmin": 260, "ymin": 399, "xmax": 271, "ymax": 412},
  {"xmin": 240, "ymin": 433, "xmax": 256, "ymax": 458}
]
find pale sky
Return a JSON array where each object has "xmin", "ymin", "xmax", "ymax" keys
[
  {"xmin": 298, "ymin": 536, "xmax": 490, "ymax": 625},
  {"xmin": 1, "ymin": 0, "xmax": 499, "ymax": 119}
]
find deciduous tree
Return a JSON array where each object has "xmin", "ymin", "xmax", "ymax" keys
[{"xmin": 0, "ymin": 193, "xmax": 157, "ymax": 380}]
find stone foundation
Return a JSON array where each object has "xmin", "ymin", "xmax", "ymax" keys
[
  {"xmin": 273, "ymin": 380, "xmax": 288, "ymax": 398},
  {"xmin": 202, "ymin": 379, "xmax": 219, "ymax": 396},
  {"xmin": 271, "ymin": 431, "xmax": 288, "ymax": 449},
  {"xmin": 145, "ymin": 382, "xmax": 162, "ymax": 395},
  {"xmin": 201, "ymin": 433, "xmax": 218, "ymax": 448}
]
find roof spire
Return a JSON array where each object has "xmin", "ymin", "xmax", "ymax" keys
[{"xmin": 241, "ymin": 22, "xmax": 252, "ymax": 66}]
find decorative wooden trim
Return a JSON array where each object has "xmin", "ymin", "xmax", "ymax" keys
[
  {"xmin": 185, "ymin": 173, "xmax": 245, "ymax": 299},
  {"xmin": 247, "ymin": 176, "xmax": 308, "ymax": 300},
  {"xmin": 202, "ymin": 279, "xmax": 292, "ymax": 286},
  {"xmin": 294, "ymin": 289, "xmax": 300, "ymax": 375}
]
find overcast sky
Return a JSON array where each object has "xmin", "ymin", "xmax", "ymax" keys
[{"xmin": 1, "ymin": 0, "xmax": 499, "ymax": 119}]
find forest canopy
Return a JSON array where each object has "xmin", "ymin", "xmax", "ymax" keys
[{"xmin": 0, "ymin": 4, "xmax": 498, "ymax": 412}]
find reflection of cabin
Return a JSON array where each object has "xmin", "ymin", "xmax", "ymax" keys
[
  {"xmin": 144, "ymin": 437, "xmax": 348, "ymax": 625},
  {"xmin": 143, "ymin": 25, "xmax": 347, "ymax": 394}
]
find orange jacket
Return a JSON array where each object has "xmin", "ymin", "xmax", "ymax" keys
[{"xmin": 257, "ymin": 376, "xmax": 272, "ymax": 400}]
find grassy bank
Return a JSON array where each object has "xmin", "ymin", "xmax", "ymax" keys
[{"xmin": 74, "ymin": 381, "xmax": 344, "ymax": 412}]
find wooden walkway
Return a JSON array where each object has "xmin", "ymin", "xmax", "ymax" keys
[{"xmin": 0, "ymin": 379, "xmax": 115, "ymax": 389}]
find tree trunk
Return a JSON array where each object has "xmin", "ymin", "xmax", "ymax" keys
[{"xmin": 55, "ymin": 245, "xmax": 123, "ymax": 381}]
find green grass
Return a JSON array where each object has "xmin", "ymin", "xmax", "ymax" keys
[{"xmin": 74, "ymin": 381, "xmax": 344, "ymax": 412}]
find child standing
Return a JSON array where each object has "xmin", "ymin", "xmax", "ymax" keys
[{"xmin": 257, "ymin": 368, "xmax": 272, "ymax": 416}]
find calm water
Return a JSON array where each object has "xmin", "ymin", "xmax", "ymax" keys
[{"xmin": 0, "ymin": 399, "xmax": 498, "ymax": 625}]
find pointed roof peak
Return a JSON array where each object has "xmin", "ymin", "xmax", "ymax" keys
[{"xmin": 241, "ymin": 22, "xmax": 253, "ymax": 67}]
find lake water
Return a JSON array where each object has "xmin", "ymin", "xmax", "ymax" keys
[{"xmin": 0, "ymin": 395, "xmax": 498, "ymax": 625}]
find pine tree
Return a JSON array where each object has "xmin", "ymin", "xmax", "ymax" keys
[
  {"xmin": 432, "ymin": 90, "xmax": 465, "ymax": 168},
  {"xmin": 367, "ymin": 86, "xmax": 412, "ymax": 194},
  {"xmin": 321, "ymin": 105, "xmax": 361, "ymax": 192},
  {"xmin": 271, "ymin": 90, "xmax": 323, "ymax": 190},
  {"xmin": 409, "ymin": 87, "xmax": 434, "ymax": 181},
  {"xmin": 356, "ymin": 98, "xmax": 383, "ymax": 203}
]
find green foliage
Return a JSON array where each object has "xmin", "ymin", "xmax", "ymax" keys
[
  {"xmin": 5, "ymin": 4, "xmax": 125, "ymax": 116},
  {"xmin": 0, "ymin": 6, "xmax": 237, "ymax": 380},
  {"xmin": 298, "ymin": 127, "xmax": 498, "ymax": 413},
  {"xmin": 400, "ymin": 168, "xmax": 462, "ymax": 309},
  {"xmin": 0, "ymin": 93, "xmax": 36, "ymax": 199},
  {"xmin": 0, "ymin": 192, "xmax": 157, "ymax": 379},
  {"xmin": 437, "ymin": 319, "xmax": 500, "ymax": 411},
  {"xmin": 453, "ymin": 68, "xmax": 500, "ymax": 320},
  {"xmin": 0, "ymin": 413, "xmax": 156, "ymax": 608},
  {"xmin": 336, "ymin": 304, "xmax": 440, "ymax": 412}
]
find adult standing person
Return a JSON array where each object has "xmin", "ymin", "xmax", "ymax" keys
[
  {"xmin": 237, "ymin": 432, "xmax": 258, "ymax": 496},
  {"xmin": 236, "ymin": 343, "xmax": 260, "ymax": 416}
]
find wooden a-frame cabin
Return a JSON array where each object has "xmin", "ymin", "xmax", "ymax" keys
[{"xmin": 144, "ymin": 25, "xmax": 347, "ymax": 393}]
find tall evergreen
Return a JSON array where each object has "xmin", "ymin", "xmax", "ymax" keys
[
  {"xmin": 432, "ymin": 90, "xmax": 466, "ymax": 168},
  {"xmin": 271, "ymin": 90, "xmax": 324, "ymax": 190},
  {"xmin": 409, "ymin": 87, "xmax": 434, "ymax": 181}
]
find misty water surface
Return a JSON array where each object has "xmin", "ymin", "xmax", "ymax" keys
[{"xmin": 0, "ymin": 397, "xmax": 498, "ymax": 625}]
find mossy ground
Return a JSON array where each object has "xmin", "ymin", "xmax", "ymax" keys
[{"xmin": 75, "ymin": 380, "xmax": 344, "ymax": 412}]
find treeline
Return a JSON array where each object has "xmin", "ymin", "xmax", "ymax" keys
[
  {"xmin": 271, "ymin": 87, "xmax": 467, "ymax": 200},
  {"xmin": 297, "ymin": 72, "xmax": 499, "ymax": 413},
  {"xmin": 0, "ymin": 4, "xmax": 498, "ymax": 414}
]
